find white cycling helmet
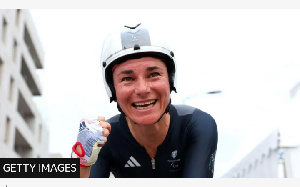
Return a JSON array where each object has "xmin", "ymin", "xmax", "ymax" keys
[{"xmin": 101, "ymin": 23, "xmax": 177, "ymax": 102}]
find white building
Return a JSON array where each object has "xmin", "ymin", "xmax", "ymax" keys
[
  {"xmin": 223, "ymin": 79, "xmax": 300, "ymax": 178},
  {"xmin": 222, "ymin": 130, "xmax": 300, "ymax": 178},
  {"xmin": 222, "ymin": 129, "xmax": 280, "ymax": 178},
  {"xmin": 0, "ymin": 9, "xmax": 49, "ymax": 158}
]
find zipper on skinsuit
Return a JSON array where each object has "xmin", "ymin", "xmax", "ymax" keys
[
  {"xmin": 151, "ymin": 158, "xmax": 155, "ymax": 169},
  {"xmin": 151, "ymin": 158, "xmax": 157, "ymax": 177}
]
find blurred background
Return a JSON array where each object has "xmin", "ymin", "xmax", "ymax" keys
[{"xmin": 0, "ymin": 9, "xmax": 299, "ymax": 178}]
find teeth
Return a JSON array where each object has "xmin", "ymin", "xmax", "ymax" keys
[
  {"xmin": 134, "ymin": 100, "xmax": 155, "ymax": 106},
  {"xmin": 136, "ymin": 104, "xmax": 154, "ymax": 110}
]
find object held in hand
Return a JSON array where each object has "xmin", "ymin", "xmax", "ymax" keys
[
  {"xmin": 80, "ymin": 118, "xmax": 103, "ymax": 134},
  {"xmin": 71, "ymin": 118, "xmax": 105, "ymax": 167}
]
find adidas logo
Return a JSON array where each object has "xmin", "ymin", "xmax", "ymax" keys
[{"xmin": 125, "ymin": 156, "xmax": 141, "ymax": 167}]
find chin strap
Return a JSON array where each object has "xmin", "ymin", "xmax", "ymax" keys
[
  {"xmin": 154, "ymin": 99, "xmax": 171, "ymax": 123},
  {"xmin": 117, "ymin": 99, "xmax": 171, "ymax": 125}
]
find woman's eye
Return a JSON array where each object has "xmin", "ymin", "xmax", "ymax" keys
[
  {"xmin": 150, "ymin": 72, "xmax": 160, "ymax": 78},
  {"xmin": 121, "ymin": 77, "xmax": 133, "ymax": 82}
]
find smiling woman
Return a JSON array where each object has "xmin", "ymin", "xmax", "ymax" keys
[
  {"xmin": 113, "ymin": 57, "xmax": 170, "ymax": 126},
  {"xmin": 27, "ymin": 8, "xmax": 300, "ymax": 180},
  {"xmin": 71, "ymin": 23, "xmax": 218, "ymax": 178}
]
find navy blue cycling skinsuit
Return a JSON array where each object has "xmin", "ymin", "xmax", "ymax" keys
[{"xmin": 90, "ymin": 104, "xmax": 218, "ymax": 178}]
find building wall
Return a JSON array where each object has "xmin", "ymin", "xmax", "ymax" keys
[
  {"xmin": 0, "ymin": 9, "xmax": 49, "ymax": 158},
  {"xmin": 222, "ymin": 130, "xmax": 280, "ymax": 178},
  {"xmin": 283, "ymin": 80, "xmax": 300, "ymax": 178},
  {"xmin": 222, "ymin": 126, "xmax": 300, "ymax": 178}
]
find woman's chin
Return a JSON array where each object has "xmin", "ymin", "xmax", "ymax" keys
[{"xmin": 130, "ymin": 117, "xmax": 159, "ymax": 126}]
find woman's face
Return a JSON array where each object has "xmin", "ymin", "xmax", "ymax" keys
[{"xmin": 113, "ymin": 57, "xmax": 170, "ymax": 125}]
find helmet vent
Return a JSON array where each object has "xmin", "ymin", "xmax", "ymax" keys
[
  {"xmin": 102, "ymin": 61, "xmax": 106, "ymax": 68},
  {"xmin": 134, "ymin": 44, "xmax": 140, "ymax": 50},
  {"xmin": 124, "ymin": 23, "xmax": 141, "ymax": 29},
  {"xmin": 170, "ymin": 51, "xmax": 174, "ymax": 57}
]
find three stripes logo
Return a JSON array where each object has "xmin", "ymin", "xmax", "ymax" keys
[{"xmin": 124, "ymin": 156, "xmax": 141, "ymax": 167}]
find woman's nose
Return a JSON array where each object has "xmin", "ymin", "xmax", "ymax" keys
[{"xmin": 135, "ymin": 78, "xmax": 150, "ymax": 95}]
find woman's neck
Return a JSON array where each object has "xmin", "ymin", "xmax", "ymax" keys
[{"xmin": 126, "ymin": 113, "xmax": 170, "ymax": 157}]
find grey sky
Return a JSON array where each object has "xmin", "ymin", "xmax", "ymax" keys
[{"xmin": 30, "ymin": 9, "xmax": 300, "ymax": 177}]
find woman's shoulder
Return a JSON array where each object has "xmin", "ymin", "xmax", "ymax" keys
[
  {"xmin": 171, "ymin": 104, "xmax": 216, "ymax": 128},
  {"xmin": 172, "ymin": 104, "xmax": 211, "ymax": 118},
  {"xmin": 107, "ymin": 114, "xmax": 122, "ymax": 125}
]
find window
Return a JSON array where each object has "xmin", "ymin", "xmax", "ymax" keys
[
  {"xmin": 21, "ymin": 56, "xmax": 40, "ymax": 95},
  {"xmin": 248, "ymin": 164, "xmax": 252, "ymax": 173},
  {"xmin": 14, "ymin": 127, "xmax": 32, "ymax": 158},
  {"xmin": 13, "ymin": 39, "xmax": 18, "ymax": 62},
  {"xmin": 0, "ymin": 57, "xmax": 3, "ymax": 85},
  {"xmin": 2, "ymin": 17, "xmax": 7, "ymax": 44},
  {"xmin": 9, "ymin": 77, "xmax": 15, "ymax": 102},
  {"xmin": 15, "ymin": 9, "xmax": 21, "ymax": 26},
  {"xmin": 17, "ymin": 91, "xmax": 35, "ymax": 132},
  {"xmin": 23, "ymin": 25, "xmax": 42, "ymax": 69},
  {"xmin": 5, "ymin": 117, "xmax": 11, "ymax": 144}
]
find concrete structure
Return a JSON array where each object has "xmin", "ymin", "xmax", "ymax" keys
[
  {"xmin": 222, "ymin": 129, "xmax": 280, "ymax": 178},
  {"xmin": 223, "ymin": 129, "xmax": 300, "ymax": 178},
  {"xmin": 0, "ymin": 9, "xmax": 49, "ymax": 158},
  {"xmin": 223, "ymin": 79, "xmax": 300, "ymax": 178}
]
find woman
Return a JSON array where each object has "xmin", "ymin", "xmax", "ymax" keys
[{"xmin": 71, "ymin": 23, "xmax": 218, "ymax": 178}]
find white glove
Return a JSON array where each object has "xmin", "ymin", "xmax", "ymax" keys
[{"xmin": 71, "ymin": 118, "xmax": 105, "ymax": 167}]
